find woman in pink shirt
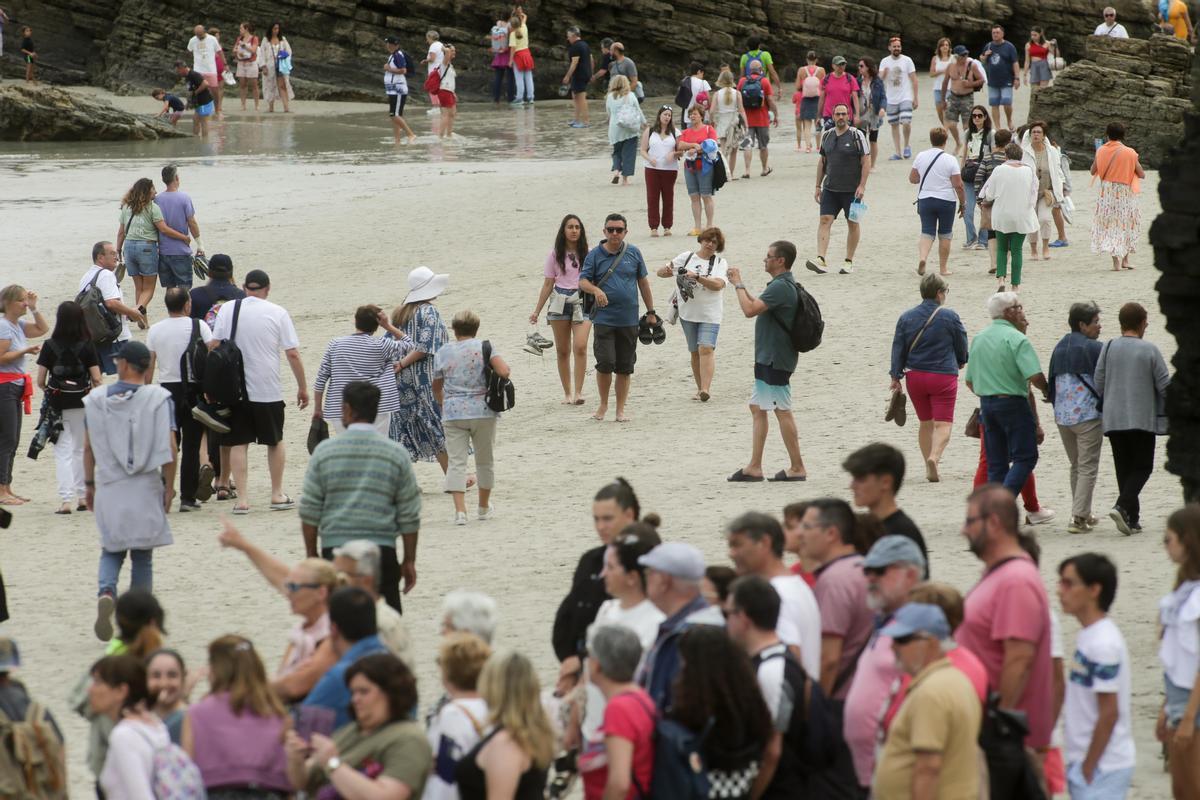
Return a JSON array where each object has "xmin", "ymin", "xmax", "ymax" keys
[{"xmin": 529, "ymin": 215, "xmax": 592, "ymax": 405}]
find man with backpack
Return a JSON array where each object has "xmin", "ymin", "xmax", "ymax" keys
[
  {"xmin": 739, "ymin": 34, "xmax": 781, "ymax": 85},
  {"xmin": 736, "ymin": 60, "xmax": 778, "ymax": 178},
  {"xmin": 146, "ymin": 287, "xmax": 214, "ymax": 512},
  {"xmin": 78, "ymin": 241, "xmax": 144, "ymax": 375},
  {"xmin": 809, "ymin": 103, "xmax": 871, "ymax": 275},
  {"xmin": 727, "ymin": 241, "xmax": 810, "ymax": 482},
  {"xmin": 0, "ymin": 637, "xmax": 66, "ymax": 799}
]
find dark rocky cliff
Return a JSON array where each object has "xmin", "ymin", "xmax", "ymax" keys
[{"xmin": 0, "ymin": 0, "xmax": 1158, "ymax": 100}]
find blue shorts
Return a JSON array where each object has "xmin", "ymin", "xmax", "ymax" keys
[
  {"xmin": 195, "ymin": 101, "xmax": 215, "ymax": 117},
  {"xmin": 932, "ymin": 88, "xmax": 944, "ymax": 106},
  {"xmin": 546, "ymin": 286, "xmax": 583, "ymax": 323},
  {"xmin": 988, "ymin": 85, "xmax": 1013, "ymax": 107},
  {"xmin": 123, "ymin": 240, "xmax": 159, "ymax": 277},
  {"xmin": 158, "ymin": 254, "xmax": 194, "ymax": 289},
  {"xmin": 917, "ymin": 197, "xmax": 956, "ymax": 239},
  {"xmin": 680, "ymin": 320, "xmax": 719, "ymax": 352},
  {"xmin": 1066, "ymin": 762, "xmax": 1133, "ymax": 800},
  {"xmin": 1165, "ymin": 674, "xmax": 1200, "ymax": 729},
  {"xmin": 751, "ymin": 362, "xmax": 792, "ymax": 411},
  {"xmin": 886, "ymin": 100, "xmax": 913, "ymax": 125},
  {"xmin": 684, "ymin": 165, "xmax": 714, "ymax": 196}
]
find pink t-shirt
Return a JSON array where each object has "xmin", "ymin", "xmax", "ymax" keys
[
  {"xmin": 580, "ymin": 689, "xmax": 656, "ymax": 800},
  {"xmin": 842, "ymin": 629, "xmax": 897, "ymax": 787},
  {"xmin": 821, "ymin": 72, "xmax": 860, "ymax": 119},
  {"xmin": 543, "ymin": 248, "xmax": 582, "ymax": 290},
  {"xmin": 956, "ymin": 555, "xmax": 1053, "ymax": 747},
  {"xmin": 813, "ymin": 554, "xmax": 874, "ymax": 700}
]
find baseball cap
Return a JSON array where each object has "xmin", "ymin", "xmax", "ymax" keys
[
  {"xmin": 863, "ymin": 535, "xmax": 927, "ymax": 571},
  {"xmin": 114, "ymin": 340, "xmax": 151, "ymax": 370},
  {"xmin": 384, "ymin": 36, "xmax": 400, "ymax": 45},
  {"xmin": 953, "ymin": 44, "xmax": 969, "ymax": 56},
  {"xmin": 0, "ymin": 637, "xmax": 20, "ymax": 672},
  {"xmin": 244, "ymin": 269, "xmax": 270, "ymax": 290},
  {"xmin": 208, "ymin": 253, "xmax": 233, "ymax": 276},
  {"xmin": 832, "ymin": 55, "xmax": 847, "ymax": 66},
  {"xmin": 880, "ymin": 602, "xmax": 951, "ymax": 640},
  {"xmin": 638, "ymin": 542, "xmax": 705, "ymax": 581}
]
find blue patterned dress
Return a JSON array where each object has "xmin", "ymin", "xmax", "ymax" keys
[{"xmin": 389, "ymin": 303, "xmax": 448, "ymax": 461}]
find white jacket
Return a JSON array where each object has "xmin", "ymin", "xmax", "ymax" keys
[
  {"xmin": 1020, "ymin": 131, "xmax": 1065, "ymax": 202},
  {"xmin": 979, "ymin": 162, "xmax": 1039, "ymax": 234}
]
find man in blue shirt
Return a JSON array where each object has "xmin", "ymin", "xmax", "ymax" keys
[
  {"xmin": 980, "ymin": 24, "xmax": 1021, "ymax": 129},
  {"xmin": 579, "ymin": 213, "xmax": 658, "ymax": 422},
  {"xmin": 301, "ymin": 587, "xmax": 387, "ymax": 728}
]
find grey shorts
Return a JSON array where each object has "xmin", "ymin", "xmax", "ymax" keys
[
  {"xmin": 592, "ymin": 324, "xmax": 638, "ymax": 374},
  {"xmin": 739, "ymin": 126, "xmax": 770, "ymax": 150},
  {"xmin": 944, "ymin": 92, "xmax": 975, "ymax": 123},
  {"xmin": 1028, "ymin": 59, "xmax": 1052, "ymax": 84}
]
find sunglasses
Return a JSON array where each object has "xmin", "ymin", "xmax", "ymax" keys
[
  {"xmin": 972, "ymin": 113, "xmax": 986, "ymax": 118},
  {"xmin": 285, "ymin": 581, "xmax": 322, "ymax": 593},
  {"xmin": 605, "ymin": 226, "xmax": 627, "ymax": 234},
  {"xmin": 892, "ymin": 634, "xmax": 926, "ymax": 646},
  {"xmin": 1104, "ymin": 12, "xmax": 1115, "ymax": 16}
]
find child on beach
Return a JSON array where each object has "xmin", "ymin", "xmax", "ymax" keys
[
  {"xmin": 151, "ymin": 89, "xmax": 186, "ymax": 126},
  {"xmin": 20, "ymin": 26, "xmax": 36, "ymax": 82}
]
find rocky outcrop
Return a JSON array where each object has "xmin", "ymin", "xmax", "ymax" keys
[
  {"xmin": 1030, "ymin": 34, "xmax": 1192, "ymax": 168},
  {"xmin": 1150, "ymin": 49, "xmax": 1200, "ymax": 504},
  {"xmin": 0, "ymin": 0, "xmax": 1160, "ymax": 101},
  {"xmin": 0, "ymin": 84, "xmax": 187, "ymax": 140}
]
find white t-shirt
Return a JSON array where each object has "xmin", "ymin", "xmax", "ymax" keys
[
  {"xmin": 582, "ymin": 598, "xmax": 666, "ymax": 740},
  {"xmin": 1064, "ymin": 617, "xmax": 1135, "ymax": 772},
  {"xmin": 427, "ymin": 41, "xmax": 445, "ymax": 74},
  {"xmin": 78, "ymin": 266, "xmax": 131, "ymax": 342},
  {"xmin": 100, "ymin": 718, "xmax": 169, "ymax": 798},
  {"xmin": 913, "ymin": 148, "xmax": 962, "ymax": 202},
  {"xmin": 147, "ymin": 316, "xmax": 213, "ymax": 384},
  {"xmin": 423, "ymin": 697, "xmax": 488, "ymax": 800},
  {"xmin": 440, "ymin": 64, "xmax": 456, "ymax": 94},
  {"xmin": 1093, "ymin": 22, "xmax": 1129, "ymax": 37},
  {"xmin": 880, "ymin": 54, "xmax": 916, "ymax": 104},
  {"xmin": 771, "ymin": 574, "xmax": 821, "ymax": 678},
  {"xmin": 670, "ymin": 251, "xmax": 728, "ymax": 324},
  {"xmin": 187, "ymin": 35, "xmax": 219, "ymax": 74},
  {"xmin": 210, "ymin": 296, "xmax": 300, "ymax": 403}
]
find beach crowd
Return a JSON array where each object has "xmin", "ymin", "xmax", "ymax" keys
[{"xmin": 0, "ymin": 5, "xmax": 1196, "ymax": 800}]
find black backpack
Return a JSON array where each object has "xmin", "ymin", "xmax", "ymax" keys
[
  {"xmin": 979, "ymin": 693, "xmax": 1049, "ymax": 800},
  {"xmin": 202, "ymin": 299, "xmax": 246, "ymax": 406},
  {"xmin": 772, "ymin": 281, "xmax": 825, "ymax": 353},
  {"xmin": 674, "ymin": 76, "xmax": 693, "ymax": 109},
  {"xmin": 74, "ymin": 271, "xmax": 122, "ymax": 345},
  {"xmin": 480, "ymin": 340, "xmax": 514, "ymax": 413},
  {"xmin": 180, "ymin": 318, "xmax": 208, "ymax": 387},
  {"xmin": 740, "ymin": 74, "xmax": 765, "ymax": 109},
  {"xmin": 46, "ymin": 340, "xmax": 90, "ymax": 401}
]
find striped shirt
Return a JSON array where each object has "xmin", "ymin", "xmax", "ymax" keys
[
  {"xmin": 313, "ymin": 333, "xmax": 411, "ymax": 420},
  {"xmin": 299, "ymin": 427, "xmax": 422, "ymax": 549}
]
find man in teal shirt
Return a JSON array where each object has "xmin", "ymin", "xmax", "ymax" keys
[
  {"xmin": 727, "ymin": 240, "xmax": 809, "ymax": 482},
  {"xmin": 965, "ymin": 292, "xmax": 1048, "ymax": 495}
]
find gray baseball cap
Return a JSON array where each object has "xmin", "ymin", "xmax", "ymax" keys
[
  {"xmin": 638, "ymin": 542, "xmax": 706, "ymax": 581},
  {"xmin": 880, "ymin": 602, "xmax": 951, "ymax": 640},
  {"xmin": 863, "ymin": 535, "xmax": 927, "ymax": 571},
  {"xmin": 0, "ymin": 637, "xmax": 21, "ymax": 671}
]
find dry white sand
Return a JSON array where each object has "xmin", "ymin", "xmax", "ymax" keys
[{"xmin": 0, "ymin": 78, "xmax": 1179, "ymax": 796}]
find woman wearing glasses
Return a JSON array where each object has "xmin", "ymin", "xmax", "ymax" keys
[
  {"xmin": 530, "ymin": 214, "xmax": 592, "ymax": 405},
  {"xmin": 960, "ymin": 105, "xmax": 994, "ymax": 251}
]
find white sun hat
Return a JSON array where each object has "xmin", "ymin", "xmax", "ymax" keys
[{"xmin": 404, "ymin": 266, "xmax": 450, "ymax": 304}]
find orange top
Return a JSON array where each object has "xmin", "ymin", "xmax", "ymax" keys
[{"xmin": 1093, "ymin": 141, "xmax": 1140, "ymax": 193}]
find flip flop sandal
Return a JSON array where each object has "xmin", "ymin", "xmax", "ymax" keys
[
  {"xmin": 768, "ymin": 470, "xmax": 807, "ymax": 482},
  {"xmin": 638, "ymin": 316, "xmax": 655, "ymax": 345},
  {"xmin": 232, "ymin": 505, "xmax": 251, "ymax": 515},
  {"xmin": 270, "ymin": 495, "xmax": 296, "ymax": 511},
  {"xmin": 727, "ymin": 468, "xmax": 765, "ymax": 483},
  {"xmin": 761, "ymin": 167, "xmax": 773, "ymax": 177}
]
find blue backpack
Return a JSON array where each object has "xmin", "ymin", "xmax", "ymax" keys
[
  {"xmin": 740, "ymin": 74, "xmax": 765, "ymax": 109},
  {"xmin": 648, "ymin": 716, "xmax": 714, "ymax": 800}
]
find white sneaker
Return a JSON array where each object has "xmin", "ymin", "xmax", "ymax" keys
[
  {"xmin": 1026, "ymin": 508, "xmax": 1056, "ymax": 525},
  {"xmin": 454, "ymin": 512, "xmax": 468, "ymax": 526},
  {"xmin": 478, "ymin": 505, "xmax": 495, "ymax": 520}
]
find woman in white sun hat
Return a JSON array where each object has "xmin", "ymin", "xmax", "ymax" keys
[{"xmin": 389, "ymin": 267, "xmax": 451, "ymax": 470}]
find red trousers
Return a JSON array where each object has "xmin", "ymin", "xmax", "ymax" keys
[
  {"xmin": 645, "ymin": 167, "xmax": 677, "ymax": 231},
  {"xmin": 974, "ymin": 422, "xmax": 1039, "ymax": 511}
]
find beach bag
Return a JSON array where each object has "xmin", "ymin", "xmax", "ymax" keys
[
  {"xmin": 276, "ymin": 50, "xmax": 292, "ymax": 75},
  {"xmin": 616, "ymin": 96, "xmax": 644, "ymax": 130},
  {"xmin": 772, "ymin": 281, "xmax": 825, "ymax": 353},
  {"xmin": 203, "ymin": 299, "xmax": 247, "ymax": 406},
  {"xmin": 978, "ymin": 693, "xmax": 1048, "ymax": 800},
  {"xmin": 134, "ymin": 726, "xmax": 206, "ymax": 800},
  {"xmin": 675, "ymin": 76, "xmax": 693, "ymax": 109},
  {"xmin": 0, "ymin": 699, "xmax": 66, "ymax": 800},
  {"xmin": 740, "ymin": 74, "xmax": 765, "ymax": 109},
  {"xmin": 711, "ymin": 153, "xmax": 728, "ymax": 192},
  {"xmin": 481, "ymin": 340, "xmax": 514, "ymax": 413},
  {"xmin": 424, "ymin": 68, "xmax": 441, "ymax": 93},
  {"xmin": 75, "ymin": 271, "xmax": 122, "ymax": 346}
]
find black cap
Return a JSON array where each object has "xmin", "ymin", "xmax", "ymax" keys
[
  {"xmin": 208, "ymin": 253, "xmax": 233, "ymax": 276},
  {"xmin": 115, "ymin": 340, "xmax": 152, "ymax": 370},
  {"xmin": 384, "ymin": 36, "xmax": 400, "ymax": 45},
  {"xmin": 244, "ymin": 269, "xmax": 270, "ymax": 290}
]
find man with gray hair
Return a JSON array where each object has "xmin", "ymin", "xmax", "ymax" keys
[
  {"xmin": 1047, "ymin": 302, "xmax": 1104, "ymax": 533},
  {"xmin": 330, "ymin": 540, "xmax": 411, "ymax": 665},
  {"xmin": 440, "ymin": 589, "xmax": 497, "ymax": 643},
  {"xmin": 842, "ymin": 535, "xmax": 926, "ymax": 790},
  {"xmin": 1094, "ymin": 7, "xmax": 1129, "ymax": 37},
  {"xmin": 872, "ymin": 603, "xmax": 982, "ymax": 799},
  {"xmin": 964, "ymin": 292, "xmax": 1047, "ymax": 496},
  {"xmin": 562, "ymin": 26, "xmax": 592, "ymax": 127}
]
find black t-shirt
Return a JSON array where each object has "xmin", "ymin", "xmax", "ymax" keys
[
  {"xmin": 185, "ymin": 70, "xmax": 214, "ymax": 107},
  {"xmin": 36, "ymin": 339, "xmax": 99, "ymax": 410},
  {"xmin": 597, "ymin": 52, "xmax": 614, "ymax": 78},
  {"xmin": 567, "ymin": 40, "xmax": 592, "ymax": 83},
  {"xmin": 189, "ymin": 280, "xmax": 245, "ymax": 322},
  {"xmin": 551, "ymin": 545, "xmax": 608, "ymax": 661},
  {"xmin": 20, "ymin": 37, "xmax": 34, "ymax": 55},
  {"xmin": 882, "ymin": 509, "xmax": 930, "ymax": 576}
]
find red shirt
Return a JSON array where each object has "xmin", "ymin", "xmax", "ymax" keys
[
  {"xmin": 678, "ymin": 124, "xmax": 717, "ymax": 147},
  {"xmin": 581, "ymin": 689, "xmax": 656, "ymax": 800},
  {"xmin": 736, "ymin": 75, "xmax": 774, "ymax": 127}
]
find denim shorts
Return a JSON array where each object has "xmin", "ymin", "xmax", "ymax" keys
[
  {"xmin": 932, "ymin": 88, "xmax": 944, "ymax": 106},
  {"xmin": 123, "ymin": 239, "xmax": 159, "ymax": 277},
  {"xmin": 195, "ymin": 101, "xmax": 215, "ymax": 117},
  {"xmin": 680, "ymin": 320, "xmax": 719, "ymax": 352},
  {"xmin": 917, "ymin": 197, "xmax": 957, "ymax": 239},
  {"xmin": 1165, "ymin": 674, "xmax": 1200, "ymax": 728},
  {"xmin": 988, "ymin": 85, "xmax": 1014, "ymax": 107},
  {"xmin": 546, "ymin": 286, "xmax": 583, "ymax": 323},
  {"xmin": 158, "ymin": 254, "xmax": 194, "ymax": 289},
  {"xmin": 684, "ymin": 165, "xmax": 714, "ymax": 196}
]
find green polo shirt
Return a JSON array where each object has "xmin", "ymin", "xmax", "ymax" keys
[
  {"xmin": 964, "ymin": 319, "xmax": 1042, "ymax": 396},
  {"xmin": 753, "ymin": 271, "xmax": 799, "ymax": 373}
]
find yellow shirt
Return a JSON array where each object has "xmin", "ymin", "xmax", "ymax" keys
[
  {"xmin": 873, "ymin": 658, "xmax": 982, "ymax": 800},
  {"xmin": 1169, "ymin": 0, "xmax": 1191, "ymax": 38},
  {"xmin": 509, "ymin": 23, "xmax": 529, "ymax": 53}
]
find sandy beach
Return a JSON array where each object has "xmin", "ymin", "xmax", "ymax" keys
[{"xmin": 0, "ymin": 78, "xmax": 1179, "ymax": 796}]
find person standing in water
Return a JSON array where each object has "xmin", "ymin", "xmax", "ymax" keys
[{"xmin": 383, "ymin": 37, "xmax": 417, "ymax": 143}]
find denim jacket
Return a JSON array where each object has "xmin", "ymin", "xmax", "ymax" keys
[{"xmin": 890, "ymin": 299, "xmax": 969, "ymax": 379}]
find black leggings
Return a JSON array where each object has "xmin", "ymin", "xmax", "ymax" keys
[
  {"xmin": 0, "ymin": 382, "xmax": 23, "ymax": 485},
  {"xmin": 1108, "ymin": 429, "xmax": 1156, "ymax": 526}
]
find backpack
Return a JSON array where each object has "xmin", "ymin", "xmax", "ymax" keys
[
  {"xmin": 480, "ymin": 340, "xmax": 514, "ymax": 413},
  {"xmin": 742, "ymin": 49, "xmax": 767, "ymax": 77},
  {"xmin": 650, "ymin": 714, "xmax": 714, "ymax": 800},
  {"xmin": 202, "ymin": 298, "xmax": 247, "ymax": 406},
  {"xmin": 180, "ymin": 318, "xmax": 208, "ymax": 386},
  {"xmin": 133, "ymin": 726, "xmax": 206, "ymax": 800},
  {"xmin": 75, "ymin": 270, "xmax": 122, "ymax": 346},
  {"xmin": 978, "ymin": 693, "xmax": 1048, "ymax": 800},
  {"xmin": 740, "ymin": 74, "xmax": 765, "ymax": 109},
  {"xmin": 46, "ymin": 339, "xmax": 89, "ymax": 394},
  {"xmin": 757, "ymin": 649, "xmax": 848, "ymax": 787},
  {"xmin": 402, "ymin": 51, "xmax": 420, "ymax": 79},
  {"xmin": 772, "ymin": 281, "xmax": 824, "ymax": 353},
  {"xmin": 0, "ymin": 698, "xmax": 66, "ymax": 800},
  {"xmin": 202, "ymin": 287, "xmax": 228, "ymax": 329},
  {"xmin": 674, "ymin": 76, "xmax": 693, "ymax": 109}
]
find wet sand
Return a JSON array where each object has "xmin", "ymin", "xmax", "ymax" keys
[{"xmin": 0, "ymin": 78, "xmax": 1177, "ymax": 796}]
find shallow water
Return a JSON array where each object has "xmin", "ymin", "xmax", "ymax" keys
[{"xmin": 0, "ymin": 100, "xmax": 613, "ymax": 169}]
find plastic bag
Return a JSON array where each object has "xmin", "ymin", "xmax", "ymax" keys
[{"xmin": 848, "ymin": 199, "xmax": 868, "ymax": 222}]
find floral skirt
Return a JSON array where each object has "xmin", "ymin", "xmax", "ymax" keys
[
  {"xmin": 390, "ymin": 376, "xmax": 445, "ymax": 461},
  {"xmin": 1091, "ymin": 181, "xmax": 1140, "ymax": 258}
]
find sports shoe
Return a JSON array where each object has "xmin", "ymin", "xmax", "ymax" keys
[
  {"xmin": 568, "ymin": 121, "xmax": 589, "ymax": 128},
  {"xmin": 1067, "ymin": 516, "xmax": 1091, "ymax": 534},
  {"xmin": 888, "ymin": 154, "xmax": 904, "ymax": 161},
  {"xmin": 1109, "ymin": 506, "xmax": 1133, "ymax": 536},
  {"xmin": 179, "ymin": 499, "xmax": 201, "ymax": 512},
  {"xmin": 528, "ymin": 332, "xmax": 554, "ymax": 350},
  {"xmin": 195, "ymin": 463, "xmax": 215, "ymax": 502},
  {"xmin": 192, "ymin": 401, "xmax": 233, "ymax": 434},
  {"xmin": 1026, "ymin": 507, "xmax": 1056, "ymax": 525},
  {"xmin": 1049, "ymin": 239, "xmax": 1069, "ymax": 248},
  {"xmin": 454, "ymin": 511, "xmax": 468, "ymax": 526},
  {"xmin": 805, "ymin": 256, "xmax": 828, "ymax": 275},
  {"xmin": 839, "ymin": 261, "xmax": 854, "ymax": 275},
  {"xmin": 961, "ymin": 239, "xmax": 977, "ymax": 249},
  {"xmin": 903, "ymin": 146, "xmax": 912, "ymax": 158},
  {"xmin": 974, "ymin": 242, "xmax": 989, "ymax": 251},
  {"xmin": 478, "ymin": 505, "xmax": 495, "ymax": 520},
  {"xmin": 95, "ymin": 593, "xmax": 115, "ymax": 641}
]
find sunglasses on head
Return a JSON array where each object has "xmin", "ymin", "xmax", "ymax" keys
[{"xmin": 606, "ymin": 226, "xmax": 626, "ymax": 233}]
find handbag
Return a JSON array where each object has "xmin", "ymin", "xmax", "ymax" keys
[
  {"xmin": 616, "ymin": 96, "xmax": 644, "ymax": 130},
  {"xmin": 965, "ymin": 407, "xmax": 981, "ymax": 438},
  {"xmin": 1042, "ymin": 188, "xmax": 1055, "ymax": 207},
  {"xmin": 888, "ymin": 306, "xmax": 943, "ymax": 426},
  {"xmin": 581, "ymin": 242, "xmax": 627, "ymax": 318}
]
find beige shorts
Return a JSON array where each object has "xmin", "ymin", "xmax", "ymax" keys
[{"xmin": 235, "ymin": 62, "xmax": 258, "ymax": 79}]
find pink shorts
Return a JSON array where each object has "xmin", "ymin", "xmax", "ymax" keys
[
  {"xmin": 202, "ymin": 72, "xmax": 219, "ymax": 88},
  {"xmin": 905, "ymin": 370, "xmax": 958, "ymax": 422}
]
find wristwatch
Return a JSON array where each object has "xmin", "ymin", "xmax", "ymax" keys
[
  {"xmin": 735, "ymin": 283, "xmax": 746, "ymax": 290},
  {"xmin": 325, "ymin": 756, "xmax": 342, "ymax": 775}
]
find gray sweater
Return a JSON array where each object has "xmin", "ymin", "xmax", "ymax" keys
[{"xmin": 1094, "ymin": 335, "xmax": 1170, "ymax": 434}]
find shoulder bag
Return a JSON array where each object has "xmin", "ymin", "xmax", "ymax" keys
[
  {"xmin": 581, "ymin": 243, "xmax": 627, "ymax": 319},
  {"xmin": 912, "ymin": 150, "xmax": 945, "ymax": 206}
]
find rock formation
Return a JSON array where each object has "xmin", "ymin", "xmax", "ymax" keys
[
  {"xmin": 1030, "ymin": 34, "xmax": 1192, "ymax": 168},
  {"xmin": 0, "ymin": 84, "xmax": 187, "ymax": 141},
  {"xmin": 1150, "ymin": 49, "xmax": 1200, "ymax": 504},
  {"xmin": 0, "ymin": 0, "xmax": 1160, "ymax": 101}
]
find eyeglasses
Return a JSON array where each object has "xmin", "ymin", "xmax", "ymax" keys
[
  {"xmin": 285, "ymin": 581, "xmax": 322, "ymax": 593},
  {"xmin": 605, "ymin": 226, "xmax": 627, "ymax": 234}
]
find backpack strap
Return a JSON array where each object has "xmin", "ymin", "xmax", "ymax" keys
[
  {"xmin": 481, "ymin": 340, "xmax": 492, "ymax": 376},
  {"xmin": 181, "ymin": 318, "xmax": 200, "ymax": 384}
]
